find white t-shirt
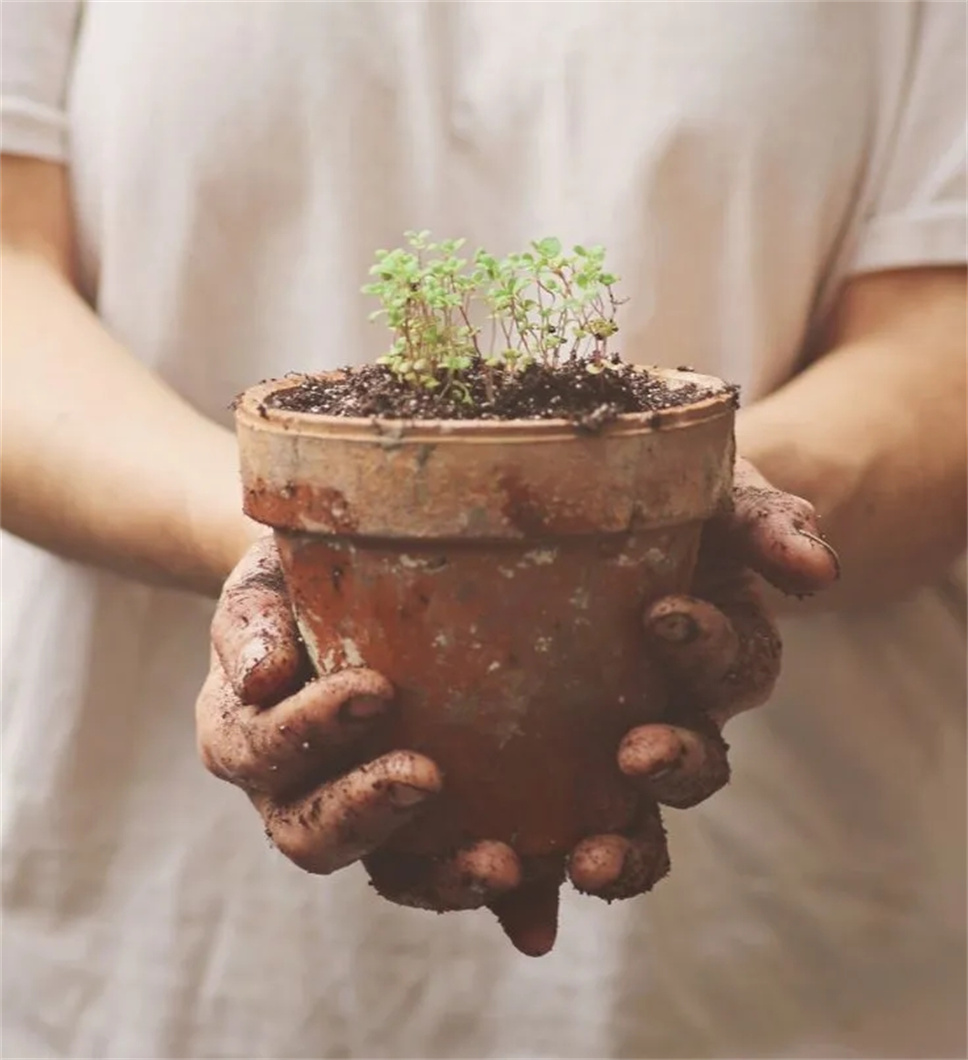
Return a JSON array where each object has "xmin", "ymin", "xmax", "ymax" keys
[{"xmin": 2, "ymin": 3, "xmax": 966, "ymax": 1057}]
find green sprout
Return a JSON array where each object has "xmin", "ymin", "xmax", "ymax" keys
[{"xmin": 362, "ymin": 232, "xmax": 626, "ymax": 400}]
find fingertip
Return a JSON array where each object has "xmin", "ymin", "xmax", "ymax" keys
[
  {"xmin": 305, "ymin": 668, "xmax": 395, "ymax": 724},
  {"xmin": 617, "ymin": 724, "xmax": 684, "ymax": 780},
  {"xmin": 644, "ymin": 596, "xmax": 740, "ymax": 685},
  {"xmin": 213, "ymin": 605, "xmax": 303, "ymax": 708},
  {"xmin": 491, "ymin": 879, "xmax": 561, "ymax": 957},
  {"xmin": 330, "ymin": 667, "xmax": 396, "ymax": 705},
  {"xmin": 620, "ymin": 724, "xmax": 730, "ymax": 809},
  {"xmin": 753, "ymin": 526, "xmax": 841, "ymax": 596},
  {"xmin": 213, "ymin": 538, "xmax": 302, "ymax": 706},
  {"xmin": 732, "ymin": 484, "xmax": 840, "ymax": 597},
  {"xmin": 568, "ymin": 834, "xmax": 629, "ymax": 895},
  {"xmin": 568, "ymin": 817, "xmax": 670, "ymax": 902},
  {"xmin": 237, "ymin": 640, "xmax": 306, "ymax": 708},
  {"xmin": 428, "ymin": 841, "xmax": 522, "ymax": 909},
  {"xmin": 367, "ymin": 749, "xmax": 444, "ymax": 799},
  {"xmin": 644, "ymin": 596, "xmax": 703, "ymax": 644},
  {"xmin": 259, "ymin": 669, "xmax": 394, "ymax": 750},
  {"xmin": 457, "ymin": 841, "xmax": 522, "ymax": 896},
  {"xmin": 792, "ymin": 529, "xmax": 841, "ymax": 587},
  {"xmin": 267, "ymin": 753, "xmax": 445, "ymax": 877},
  {"xmin": 365, "ymin": 841, "xmax": 520, "ymax": 913}
]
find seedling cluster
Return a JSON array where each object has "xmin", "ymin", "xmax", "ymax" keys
[{"xmin": 363, "ymin": 232, "xmax": 625, "ymax": 400}]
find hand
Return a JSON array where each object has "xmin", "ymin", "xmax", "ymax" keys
[
  {"xmin": 195, "ymin": 458, "xmax": 838, "ymax": 955},
  {"xmin": 495, "ymin": 457, "xmax": 840, "ymax": 954},
  {"xmin": 196, "ymin": 537, "xmax": 523, "ymax": 909}
]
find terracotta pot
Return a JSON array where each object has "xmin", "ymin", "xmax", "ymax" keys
[{"xmin": 235, "ymin": 368, "xmax": 735, "ymax": 859}]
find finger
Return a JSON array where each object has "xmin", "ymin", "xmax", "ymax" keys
[
  {"xmin": 213, "ymin": 536, "xmax": 306, "ymax": 707},
  {"xmin": 617, "ymin": 722, "xmax": 730, "ymax": 808},
  {"xmin": 253, "ymin": 750, "xmax": 442, "ymax": 875},
  {"xmin": 724, "ymin": 458, "xmax": 840, "ymax": 596},
  {"xmin": 568, "ymin": 803, "xmax": 670, "ymax": 901},
  {"xmin": 365, "ymin": 840, "xmax": 522, "ymax": 911},
  {"xmin": 490, "ymin": 873, "xmax": 562, "ymax": 958},
  {"xmin": 645, "ymin": 594, "xmax": 740, "ymax": 687},
  {"xmin": 197, "ymin": 650, "xmax": 394, "ymax": 795},
  {"xmin": 646, "ymin": 581, "xmax": 781, "ymax": 722}
]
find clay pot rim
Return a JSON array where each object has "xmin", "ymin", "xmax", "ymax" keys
[{"xmin": 237, "ymin": 366, "xmax": 736, "ymax": 444}]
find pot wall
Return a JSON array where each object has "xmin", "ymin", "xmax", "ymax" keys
[{"xmin": 276, "ymin": 525, "xmax": 700, "ymax": 856}]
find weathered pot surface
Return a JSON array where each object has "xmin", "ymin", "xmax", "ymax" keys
[{"xmin": 236, "ymin": 367, "xmax": 736, "ymax": 859}]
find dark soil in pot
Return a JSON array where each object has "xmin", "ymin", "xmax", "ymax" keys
[{"xmin": 266, "ymin": 356, "xmax": 738, "ymax": 424}]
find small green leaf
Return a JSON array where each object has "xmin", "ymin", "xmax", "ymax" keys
[{"xmin": 536, "ymin": 237, "xmax": 562, "ymax": 257}]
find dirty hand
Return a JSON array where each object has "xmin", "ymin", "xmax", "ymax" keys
[
  {"xmin": 497, "ymin": 457, "xmax": 840, "ymax": 954},
  {"xmin": 196, "ymin": 537, "xmax": 523, "ymax": 911}
]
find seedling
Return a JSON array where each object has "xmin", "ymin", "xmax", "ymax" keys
[{"xmin": 363, "ymin": 232, "xmax": 626, "ymax": 402}]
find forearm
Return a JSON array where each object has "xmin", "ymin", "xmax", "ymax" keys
[
  {"xmin": 1, "ymin": 247, "xmax": 259, "ymax": 597},
  {"xmin": 737, "ymin": 268, "xmax": 967, "ymax": 611}
]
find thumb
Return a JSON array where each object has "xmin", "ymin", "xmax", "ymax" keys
[
  {"xmin": 212, "ymin": 535, "xmax": 307, "ymax": 707},
  {"xmin": 722, "ymin": 458, "xmax": 840, "ymax": 596}
]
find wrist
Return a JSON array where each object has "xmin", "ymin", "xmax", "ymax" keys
[{"xmin": 182, "ymin": 429, "xmax": 267, "ymax": 597}]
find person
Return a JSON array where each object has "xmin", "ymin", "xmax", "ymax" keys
[{"xmin": 2, "ymin": 1, "xmax": 964, "ymax": 1057}]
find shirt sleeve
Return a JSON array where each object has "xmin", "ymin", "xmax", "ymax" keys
[
  {"xmin": 848, "ymin": 0, "xmax": 967, "ymax": 275},
  {"xmin": 0, "ymin": 0, "xmax": 82, "ymax": 162}
]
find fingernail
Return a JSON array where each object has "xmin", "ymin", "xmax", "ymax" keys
[
  {"xmin": 649, "ymin": 611, "xmax": 700, "ymax": 644},
  {"xmin": 388, "ymin": 783, "xmax": 433, "ymax": 808},
  {"xmin": 796, "ymin": 529, "xmax": 842, "ymax": 580},
  {"xmin": 340, "ymin": 696, "xmax": 389, "ymax": 723},
  {"xmin": 644, "ymin": 735, "xmax": 685, "ymax": 780}
]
